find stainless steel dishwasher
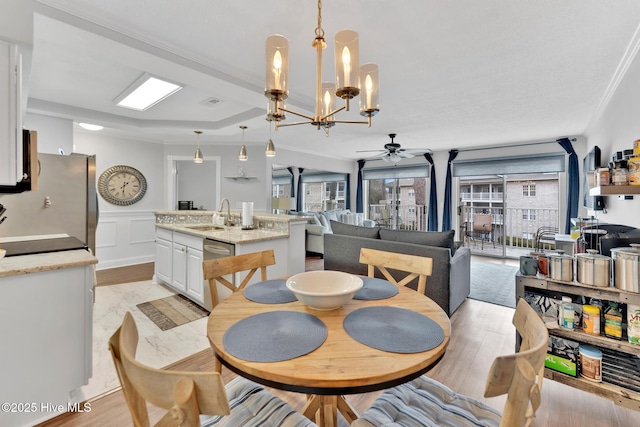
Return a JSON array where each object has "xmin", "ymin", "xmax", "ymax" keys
[
  {"xmin": 204, "ymin": 239, "xmax": 235, "ymax": 259},
  {"xmin": 203, "ymin": 238, "xmax": 235, "ymax": 284}
]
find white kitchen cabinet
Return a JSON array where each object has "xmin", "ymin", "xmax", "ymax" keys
[
  {"xmin": 171, "ymin": 242, "xmax": 188, "ymax": 293},
  {"xmin": 154, "ymin": 236, "xmax": 172, "ymax": 284},
  {"xmin": 186, "ymin": 247, "xmax": 204, "ymax": 302},
  {"xmin": 0, "ymin": 39, "xmax": 22, "ymax": 186},
  {"xmin": 154, "ymin": 227, "xmax": 206, "ymax": 306},
  {"xmin": 0, "ymin": 257, "xmax": 96, "ymax": 427}
]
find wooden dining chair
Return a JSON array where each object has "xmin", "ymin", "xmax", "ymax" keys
[
  {"xmin": 359, "ymin": 247, "xmax": 433, "ymax": 294},
  {"xmin": 109, "ymin": 311, "xmax": 317, "ymax": 427},
  {"xmin": 202, "ymin": 249, "xmax": 276, "ymax": 308},
  {"xmin": 352, "ymin": 299, "xmax": 549, "ymax": 427}
]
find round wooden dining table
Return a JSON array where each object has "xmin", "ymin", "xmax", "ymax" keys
[{"xmin": 207, "ymin": 281, "xmax": 451, "ymax": 427}]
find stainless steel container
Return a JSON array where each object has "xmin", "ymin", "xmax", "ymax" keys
[
  {"xmin": 548, "ymin": 253, "xmax": 574, "ymax": 282},
  {"xmin": 611, "ymin": 244, "xmax": 640, "ymax": 292},
  {"xmin": 576, "ymin": 250, "xmax": 611, "ymax": 287}
]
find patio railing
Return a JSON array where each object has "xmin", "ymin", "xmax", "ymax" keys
[
  {"xmin": 460, "ymin": 205, "xmax": 559, "ymax": 257},
  {"xmin": 369, "ymin": 204, "xmax": 426, "ymax": 231}
]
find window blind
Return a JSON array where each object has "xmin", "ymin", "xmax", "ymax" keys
[
  {"xmin": 301, "ymin": 172, "xmax": 348, "ymax": 183},
  {"xmin": 452, "ymin": 152, "xmax": 565, "ymax": 177},
  {"xmin": 362, "ymin": 165, "xmax": 429, "ymax": 180}
]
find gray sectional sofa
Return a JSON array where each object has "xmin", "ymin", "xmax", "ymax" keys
[
  {"xmin": 323, "ymin": 221, "xmax": 471, "ymax": 315},
  {"xmin": 293, "ymin": 209, "xmax": 375, "ymax": 255}
]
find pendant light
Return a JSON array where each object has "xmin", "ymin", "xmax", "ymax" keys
[
  {"xmin": 193, "ymin": 130, "xmax": 203, "ymax": 163},
  {"xmin": 238, "ymin": 125, "xmax": 248, "ymax": 161},
  {"xmin": 265, "ymin": 122, "xmax": 276, "ymax": 157}
]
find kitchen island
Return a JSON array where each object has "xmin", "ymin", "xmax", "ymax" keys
[
  {"xmin": 0, "ymin": 249, "xmax": 97, "ymax": 427},
  {"xmin": 153, "ymin": 211, "xmax": 307, "ymax": 309}
]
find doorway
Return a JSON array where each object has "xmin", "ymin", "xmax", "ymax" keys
[
  {"xmin": 459, "ymin": 173, "xmax": 560, "ymax": 258},
  {"xmin": 166, "ymin": 156, "xmax": 221, "ymax": 211}
]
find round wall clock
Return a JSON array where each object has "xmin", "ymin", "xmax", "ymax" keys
[{"xmin": 98, "ymin": 165, "xmax": 147, "ymax": 206}]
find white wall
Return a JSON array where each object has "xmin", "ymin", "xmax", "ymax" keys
[
  {"xmin": 163, "ymin": 143, "xmax": 267, "ymax": 211},
  {"xmin": 74, "ymin": 131, "xmax": 165, "ymax": 269},
  {"xmin": 585, "ymin": 39, "xmax": 640, "ymax": 229},
  {"xmin": 24, "ymin": 113, "xmax": 73, "ymax": 154}
]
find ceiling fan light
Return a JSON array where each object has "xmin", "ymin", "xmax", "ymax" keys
[{"xmin": 265, "ymin": 139, "xmax": 276, "ymax": 157}]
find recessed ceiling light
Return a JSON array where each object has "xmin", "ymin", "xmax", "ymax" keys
[
  {"xmin": 78, "ymin": 123, "xmax": 104, "ymax": 131},
  {"xmin": 114, "ymin": 73, "xmax": 183, "ymax": 111}
]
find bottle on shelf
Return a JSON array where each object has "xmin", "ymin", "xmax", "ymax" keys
[
  {"xmin": 604, "ymin": 302, "xmax": 622, "ymax": 340},
  {"xmin": 559, "ymin": 296, "xmax": 575, "ymax": 330}
]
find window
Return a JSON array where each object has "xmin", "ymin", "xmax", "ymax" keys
[
  {"xmin": 301, "ymin": 172, "xmax": 348, "ymax": 211},
  {"xmin": 272, "ymin": 171, "xmax": 292, "ymax": 199},
  {"xmin": 523, "ymin": 184, "xmax": 536, "ymax": 196},
  {"xmin": 522, "ymin": 209, "xmax": 536, "ymax": 221},
  {"xmin": 362, "ymin": 165, "xmax": 429, "ymax": 230}
]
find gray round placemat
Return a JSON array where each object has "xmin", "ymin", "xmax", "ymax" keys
[
  {"xmin": 354, "ymin": 277, "xmax": 399, "ymax": 300},
  {"xmin": 243, "ymin": 279, "xmax": 297, "ymax": 304},
  {"xmin": 344, "ymin": 306, "xmax": 444, "ymax": 353},
  {"xmin": 223, "ymin": 311, "xmax": 327, "ymax": 362}
]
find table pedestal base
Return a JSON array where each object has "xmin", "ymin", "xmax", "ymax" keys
[{"xmin": 303, "ymin": 394, "xmax": 358, "ymax": 427}]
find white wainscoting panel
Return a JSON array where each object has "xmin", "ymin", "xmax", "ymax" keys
[{"xmin": 95, "ymin": 211, "xmax": 156, "ymax": 270}]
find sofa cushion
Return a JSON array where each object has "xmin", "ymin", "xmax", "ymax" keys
[
  {"xmin": 308, "ymin": 213, "xmax": 322, "ymax": 226},
  {"xmin": 330, "ymin": 220, "xmax": 381, "ymax": 239},
  {"xmin": 319, "ymin": 209, "xmax": 350, "ymax": 224},
  {"xmin": 340, "ymin": 212, "xmax": 363, "ymax": 226},
  {"xmin": 379, "ymin": 229, "xmax": 455, "ymax": 250},
  {"xmin": 318, "ymin": 214, "xmax": 330, "ymax": 230}
]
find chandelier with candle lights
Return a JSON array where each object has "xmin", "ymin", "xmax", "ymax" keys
[{"xmin": 264, "ymin": 0, "xmax": 380, "ymax": 135}]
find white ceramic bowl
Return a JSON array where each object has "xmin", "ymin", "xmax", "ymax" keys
[{"xmin": 286, "ymin": 271, "xmax": 363, "ymax": 311}]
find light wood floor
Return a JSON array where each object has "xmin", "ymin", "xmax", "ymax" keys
[{"xmin": 39, "ymin": 256, "xmax": 640, "ymax": 426}]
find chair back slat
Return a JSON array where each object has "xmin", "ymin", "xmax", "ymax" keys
[
  {"xmin": 359, "ymin": 248, "xmax": 432, "ymax": 294},
  {"xmin": 202, "ymin": 250, "xmax": 276, "ymax": 308},
  {"xmin": 117, "ymin": 312, "xmax": 231, "ymax": 422},
  {"xmin": 108, "ymin": 326, "xmax": 149, "ymax": 427},
  {"xmin": 484, "ymin": 299, "xmax": 549, "ymax": 427}
]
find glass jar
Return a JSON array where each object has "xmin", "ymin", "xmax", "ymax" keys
[{"xmin": 612, "ymin": 160, "xmax": 629, "ymax": 186}]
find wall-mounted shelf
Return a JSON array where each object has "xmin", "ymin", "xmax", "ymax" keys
[
  {"xmin": 590, "ymin": 185, "xmax": 640, "ymax": 196},
  {"xmin": 224, "ymin": 176, "xmax": 257, "ymax": 180}
]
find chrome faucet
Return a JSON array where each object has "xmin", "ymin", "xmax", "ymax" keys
[{"xmin": 218, "ymin": 198, "xmax": 232, "ymax": 226}]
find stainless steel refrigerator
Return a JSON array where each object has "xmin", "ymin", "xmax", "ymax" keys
[{"xmin": 0, "ymin": 153, "xmax": 98, "ymax": 253}]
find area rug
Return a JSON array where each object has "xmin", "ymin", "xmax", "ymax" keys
[
  {"xmin": 137, "ymin": 294, "xmax": 209, "ymax": 331},
  {"xmin": 469, "ymin": 261, "xmax": 519, "ymax": 308}
]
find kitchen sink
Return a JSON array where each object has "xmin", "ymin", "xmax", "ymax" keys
[{"xmin": 185, "ymin": 225, "xmax": 225, "ymax": 232}]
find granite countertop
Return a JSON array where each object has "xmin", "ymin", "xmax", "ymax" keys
[
  {"xmin": 156, "ymin": 223, "xmax": 290, "ymax": 245},
  {"xmin": 0, "ymin": 249, "xmax": 98, "ymax": 278},
  {"xmin": 154, "ymin": 210, "xmax": 307, "ymax": 223}
]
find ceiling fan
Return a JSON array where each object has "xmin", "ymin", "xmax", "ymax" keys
[{"xmin": 357, "ymin": 134, "xmax": 432, "ymax": 163}]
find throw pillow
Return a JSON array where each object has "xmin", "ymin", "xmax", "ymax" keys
[
  {"xmin": 310, "ymin": 213, "xmax": 322, "ymax": 226},
  {"xmin": 330, "ymin": 220, "xmax": 381, "ymax": 239},
  {"xmin": 318, "ymin": 214, "xmax": 330, "ymax": 229},
  {"xmin": 379, "ymin": 229, "xmax": 455, "ymax": 250},
  {"xmin": 340, "ymin": 213, "xmax": 364, "ymax": 225}
]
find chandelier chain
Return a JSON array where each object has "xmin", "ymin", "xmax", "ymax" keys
[{"xmin": 315, "ymin": 0, "xmax": 324, "ymax": 38}]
